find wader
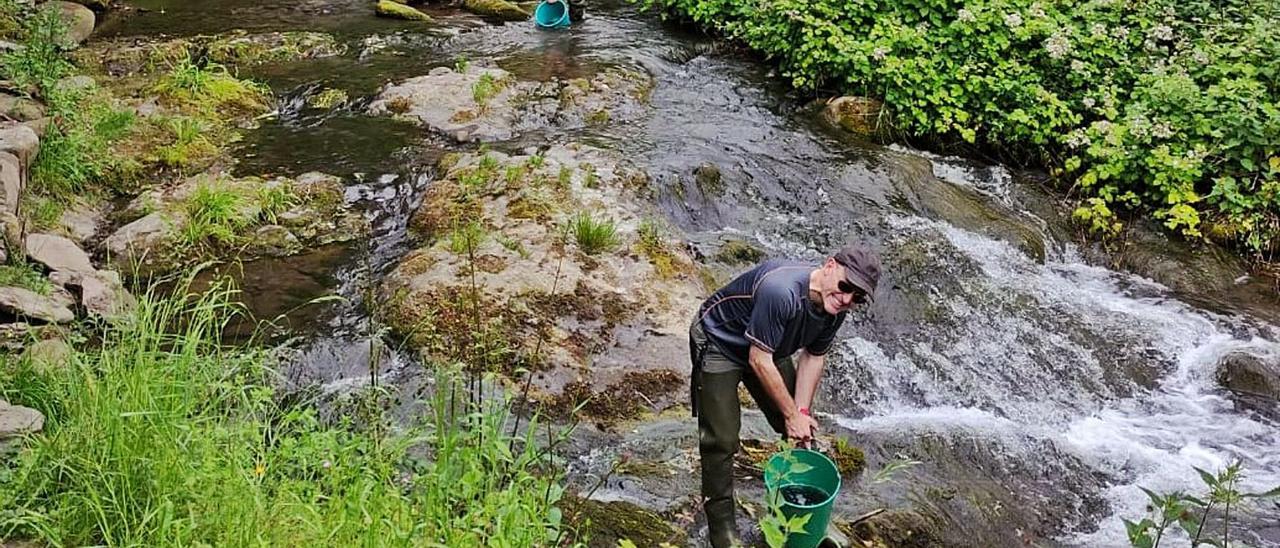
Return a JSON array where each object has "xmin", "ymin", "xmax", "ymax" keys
[{"xmin": 689, "ymin": 317, "xmax": 796, "ymax": 548}]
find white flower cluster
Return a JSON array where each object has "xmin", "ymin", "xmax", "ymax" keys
[
  {"xmin": 1028, "ymin": 2, "xmax": 1047, "ymax": 19},
  {"xmin": 957, "ymin": 8, "xmax": 976, "ymax": 23},
  {"xmin": 1044, "ymin": 31, "xmax": 1072, "ymax": 59},
  {"xmin": 872, "ymin": 46, "xmax": 890, "ymax": 61},
  {"xmin": 1192, "ymin": 50, "xmax": 1210, "ymax": 65},
  {"xmin": 1066, "ymin": 129, "xmax": 1091, "ymax": 149},
  {"xmin": 1091, "ymin": 23, "xmax": 1108, "ymax": 39},
  {"xmin": 1004, "ymin": 12, "xmax": 1023, "ymax": 28},
  {"xmin": 1083, "ymin": 97, "xmax": 1096, "ymax": 108},
  {"xmin": 1112, "ymin": 26, "xmax": 1130, "ymax": 41},
  {"xmin": 1071, "ymin": 59, "xmax": 1087, "ymax": 73},
  {"xmin": 1151, "ymin": 24, "xmax": 1174, "ymax": 42},
  {"xmin": 1151, "ymin": 121, "xmax": 1175, "ymax": 139}
]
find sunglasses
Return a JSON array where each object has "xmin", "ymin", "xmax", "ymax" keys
[{"xmin": 837, "ymin": 280, "xmax": 869, "ymax": 303}]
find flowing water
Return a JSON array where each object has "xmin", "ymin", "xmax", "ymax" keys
[{"xmin": 98, "ymin": 0, "xmax": 1280, "ymax": 545}]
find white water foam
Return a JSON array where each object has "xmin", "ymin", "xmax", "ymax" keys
[{"xmin": 833, "ymin": 214, "xmax": 1280, "ymax": 546}]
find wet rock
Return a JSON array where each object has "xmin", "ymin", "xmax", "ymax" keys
[
  {"xmin": 306, "ymin": 88, "xmax": 348, "ymax": 110},
  {"xmin": 382, "ymin": 145, "xmax": 698, "ymax": 408},
  {"xmin": 21, "ymin": 337, "xmax": 71, "ymax": 372},
  {"xmin": 821, "ymin": 96, "xmax": 885, "ymax": 136},
  {"xmin": 26, "ymin": 232, "xmax": 94, "ymax": 272},
  {"xmin": 0, "ymin": 151, "xmax": 22, "ymax": 216},
  {"xmin": 104, "ymin": 211, "xmax": 167, "ymax": 269},
  {"xmin": 50, "ymin": 268, "xmax": 134, "ymax": 321},
  {"xmin": 57, "ymin": 202, "xmax": 103, "ymax": 244},
  {"xmin": 693, "ymin": 162, "xmax": 723, "ymax": 196},
  {"xmin": 50, "ymin": 1, "xmax": 95, "ymax": 46},
  {"xmin": 369, "ymin": 63, "xmax": 652, "ymax": 143},
  {"xmin": 1105, "ymin": 219, "xmax": 1248, "ymax": 296},
  {"xmin": 79, "ymin": 31, "xmax": 346, "ymax": 78},
  {"xmin": 0, "ymin": 122, "xmax": 39, "ymax": 169},
  {"xmin": 842, "ymin": 509, "xmax": 943, "ymax": 548},
  {"xmin": 0, "ymin": 93, "xmax": 46, "ymax": 121},
  {"xmin": 376, "ymin": 0, "xmax": 433, "ymax": 21},
  {"xmin": 890, "ymin": 153, "xmax": 1047, "ymax": 263},
  {"xmin": 0, "ymin": 286, "xmax": 75, "ymax": 323},
  {"xmin": 251, "ymin": 224, "xmax": 302, "ymax": 257},
  {"xmin": 1216, "ymin": 352, "xmax": 1280, "ymax": 400},
  {"xmin": 462, "ymin": 0, "xmax": 530, "ymax": 20},
  {"xmin": 0, "ymin": 399, "xmax": 44, "ymax": 440},
  {"xmin": 105, "ymin": 172, "xmax": 365, "ymax": 276}
]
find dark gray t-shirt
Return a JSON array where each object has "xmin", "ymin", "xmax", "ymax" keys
[{"xmin": 697, "ymin": 259, "xmax": 846, "ymax": 372}]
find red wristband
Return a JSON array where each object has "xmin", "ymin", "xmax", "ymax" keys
[{"xmin": 799, "ymin": 407, "xmax": 811, "ymax": 417}]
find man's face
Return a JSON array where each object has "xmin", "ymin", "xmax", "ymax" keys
[{"xmin": 819, "ymin": 258, "xmax": 869, "ymax": 314}]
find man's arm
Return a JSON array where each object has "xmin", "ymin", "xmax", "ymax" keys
[
  {"xmin": 794, "ymin": 349, "xmax": 826, "ymax": 412},
  {"xmin": 750, "ymin": 344, "xmax": 818, "ymax": 442}
]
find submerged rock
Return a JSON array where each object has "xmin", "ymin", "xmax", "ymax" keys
[
  {"xmin": 368, "ymin": 63, "xmax": 653, "ymax": 143},
  {"xmin": 104, "ymin": 171, "xmax": 367, "ymax": 276},
  {"xmin": 462, "ymin": 0, "xmax": 530, "ymax": 21},
  {"xmin": 381, "ymin": 145, "xmax": 698, "ymax": 413},
  {"xmin": 79, "ymin": 31, "xmax": 347, "ymax": 78},
  {"xmin": 821, "ymin": 96, "xmax": 885, "ymax": 136},
  {"xmin": 376, "ymin": 1, "xmax": 433, "ymax": 21}
]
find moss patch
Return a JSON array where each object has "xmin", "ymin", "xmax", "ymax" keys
[
  {"xmin": 830, "ymin": 437, "xmax": 866, "ymax": 477},
  {"xmin": 561, "ymin": 496, "xmax": 685, "ymax": 548},
  {"xmin": 714, "ymin": 239, "xmax": 765, "ymax": 265},
  {"xmin": 841, "ymin": 509, "xmax": 945, "ymax": 548},
  {"xmin": 548, "ymin": 370, "xmax": 683, "ymax": 426}
]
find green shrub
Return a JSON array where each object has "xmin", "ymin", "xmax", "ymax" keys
[
  {"xmin": 641, "ymin": 0, "xmax": 1280, "ymax": 257},
  {"xmin": 0, "ymin": 4, "xmax": 72, "ymax": 92},
  {"xmin": 0, "ymin": 263, "xmax": 51, "ymax": 295},
  {"xmin": 181, "ymin": 181, "xmax": 251, "ymax": 246}
]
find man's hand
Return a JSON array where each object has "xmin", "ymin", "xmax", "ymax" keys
[{"xmin": 785, "ymin": 413, "xmax": 819, "ymax": 446}]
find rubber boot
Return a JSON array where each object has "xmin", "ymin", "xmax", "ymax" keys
[{"xmin": 705, "ymin": 497, "xmax": 741, "ymax": 548}]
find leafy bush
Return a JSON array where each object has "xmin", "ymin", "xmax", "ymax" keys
[{"xmin": 640, "ymin": 0, "xmax": 1280, "ymax": 257}]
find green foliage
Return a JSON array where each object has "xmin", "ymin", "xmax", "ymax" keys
[
  {"xmin": 181, "ymin": 181, "xmax": 251, "ymax": 246},
  {"xmin": 0, "ymin": 4, "xmax": 72, "ymax": 92},
  {"xmin": 472, "ymin": 73, "xmax": 501, "ymax": 109},
  {"xmin": 557, "ymin": 165, "xmax": 573, "ymax": 190},
  {"xmin": 0, "ymin": 263, "xmax": 51, "ymax": 295},
  {"xmin": 256, "ymin": 184, "xmax": 297, "ymax": 224},
  {"xmin": 152, "ymin": 116, "xmax": 217, "ymax": 169},
  {"xmin": 0, "ymin": 280, "xmax": 575, "ymax": 546},
  {"xmin": 31, "ymin": 90, "xmax": 137, "ymax": 196},
  {"xmin": 761, "ymin": 446, "xmax": 814, "ymax": 548},
  {"xmin": 1125, "ymin": 461, "xmax": 1280, "ymax": 548},
  {"xmin": 566, "ymin": 212, "xmax": 620, "ymax": 255},
  {"xmin": 154, "ymin": 54, "xmax": 270, "ymax": 115},
  {"xmin": 448, "ymin": 221, "xmax": 488, "ymax": 255},
  {"xmin": 640, "ymin": 0, "xmax": 1280, "ymax": 257},
  {"xmin": 454, "ymin": 55, "xmax": 470, "ymax": 73},
  {"xmin": 871, "ymin": 456, "xmax": 922, "ymax": 485},
  {"xmin": 635, "ymin": 218, "xmax": 683, "ymax": 278}
]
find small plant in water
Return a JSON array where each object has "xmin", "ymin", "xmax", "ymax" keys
[
  {"xmin": 453, "ymin": 55, "xmax": 469, "ymax": 73},
  {"xmin": 472, "ymin": 73, "xmax": 500, "ymax": 110},
  {"xmin": 566, "ymin": 212, "xmax": 620, "ymax": 255},
  {"xmin": 182, "ymin": 181, "xmax": 249, "ymax": 246},
  {"xmin": 256, "ymin": 184, "xmax": 297, "ymax": 224}
]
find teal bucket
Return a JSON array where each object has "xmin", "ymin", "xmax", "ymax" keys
[
  {"xmin": 763, "ymin": 449, "xmax": 841, "ymax": 548},
  {"xmin": 534, "ymin": 0, "xmax": 570, "ymax": 28}
]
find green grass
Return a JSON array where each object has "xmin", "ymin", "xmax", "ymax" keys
[
  {"xmin": 566, "ymin": 211, "xmax": 620, "ymax": 256},
  {"xmin": 0, "ymin": 4, "xmax": 72, "ymax": 91},
  {"xmin": 154, "ymin": 54, "xmax": 270, "ymax": 115},
  {"xmin": 0, "ymin": 278, "xmax": 577, "ymax": 546},
  {"xmin": 448, "ymin": 221, "xmax": 488, "ymax": 255},
  {"xmin": 152, "ymin": 116, "xmax": 217, "ymax": 169},
  {"xmin": 0, "ymin": 263, "xmax": 52, "ymax": 295},
  {"xmin": 180, "ymin": 181, "xmax": 251, "ymax": 246},
  {"xmin": 256, "ymin": 184, "xmax": 297, "ymax": 224}
]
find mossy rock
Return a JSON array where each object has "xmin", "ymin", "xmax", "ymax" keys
[
  {"xmin": 829, "ymin": 439, "xmax": 866, "ymax": 477},
  {"xmin": 561, "ymin": 496, "xmax": 685, "ymax": 548},
  {"xmin": 694, "ymin": 162, "xmax": 724, "ymax": 195},
  {"xmin": 376, "ymin": 0, "xmax": 433, "ymax": 21},
  {"xmin": 714, "ymin": 239, "xmax": 765, "ymax": 266},
  {"xmin": 463, "ymin": 0, "xmax": 531, "ymax": 21}
]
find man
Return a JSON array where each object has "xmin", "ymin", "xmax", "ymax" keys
[{"xmin": 689, "ymin": 244, "xmax": 880, "ymax": 547}]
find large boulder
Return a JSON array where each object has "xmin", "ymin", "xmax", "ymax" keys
[
  {"xmin": 57, "ymin": 202, "xmax": 104, "ymax": 244},
  {"xmin": 26, "ymin": 232, "xmax": 94, "ymax": 272},
  {"xmin": 0, "ymin": 122, "xmax": 39, "ymax": 169},
  {"xmin": 49, "ymin": 1, "xmax": 96, "ymax": 46},
  {"xmin": 381, "ymin": 145, "xmax": 698, "ymax": 411},
  {"xmin": 0, "ymin": 286, "xmax": 74, "ymax": 323},
  {"xmin": 375, "ymin": 0, "xmax": 433, "ymax": 21},
  {"xmin": 369, "ymin": 63, "xmax": 652, "ymax": 143},
  {"xmin": 1218, "ymin": 350, "xmax": 1280, "ymax": 402}
]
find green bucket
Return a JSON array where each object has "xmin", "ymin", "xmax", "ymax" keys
[{"xmin": 763, "ymin": 449, "xmax": 841, "ymax": 548}]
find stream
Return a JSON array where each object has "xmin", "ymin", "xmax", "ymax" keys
[{"xmin": 98, "ymin": 0, "xmax": 1280, "ymax": 545}]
